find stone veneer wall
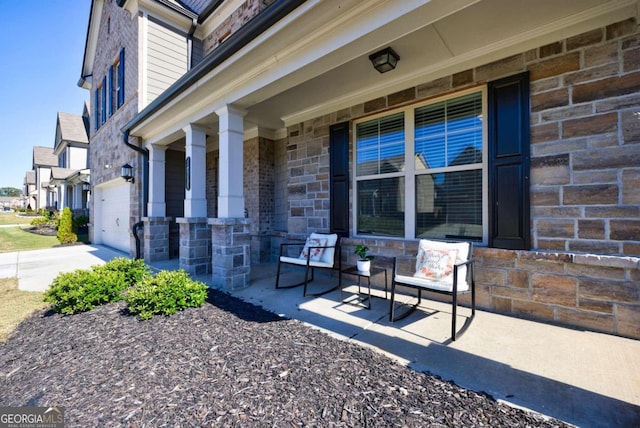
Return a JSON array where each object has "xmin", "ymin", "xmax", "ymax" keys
[
  {"xmin": 244, "ymin": 137, "xmax": 276, "ymax": 263},
  {"xmin": 88, "ymin": 0, "xmax": 142, "ymax": 257},
  {"xmin": 202, "ymin": 0, "xmax": 276, "ymax": 56},
  {"xmin": 282, "ymin": 18, "xmax": 640, "ymax": 338}
]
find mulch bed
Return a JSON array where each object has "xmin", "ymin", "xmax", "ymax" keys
[
  {"xmin": 24, "ymin": 225, "xmax": 57, "ymax": 236},
  {"xmin": 0, "ymin": 289, "xmax": 569, "ymax": 427}
]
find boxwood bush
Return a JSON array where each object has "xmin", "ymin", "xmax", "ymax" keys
[
  {"xmin": 96, "ymin": 257, "xmax": 151, "ymax": 286},
  {"xmin": 124, "ymin": 269, "xmax": 208, "ymax": 320},
  {"xmin": 44, "ymin": 257, "xmax": 152, "ymax": 315},
  {"xmin": 44, "ymin": 268, "xmax": 129, "ymax": 315}
]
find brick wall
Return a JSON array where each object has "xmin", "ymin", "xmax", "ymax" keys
[
  {"xmin": 88, "ymin": 0, "xmax": 142, "ymax": 255},
  {"xmin": 281, "ymin": 18, "xmax": 640, "ymax": 338}
]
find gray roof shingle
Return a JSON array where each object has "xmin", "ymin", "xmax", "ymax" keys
[
  {"xmin": 33, "ymin": 146, "xmax": 58, "ymax": 167},
  {"xmin": 57, "ymin": 112, "xmax": 89, "ymax": 145}
]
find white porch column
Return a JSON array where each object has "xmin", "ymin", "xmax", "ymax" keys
[
  {"xmin": 59, "ymin": 184, "xmax": 67, "ymax": 210},
  {"xmin": 73, "ymin": 184, "xmax": 83, "ymax": 210},
  {"xmin": 182, "ymin": 124, "xmax": 207, "ymax": 218},
  {"xmin": 216, "ymin": 105, "xmax": 246, "ymax": 218},
  {"xmin": 146, "ymin": 143, "xmax": 167, "ymax": 217}
]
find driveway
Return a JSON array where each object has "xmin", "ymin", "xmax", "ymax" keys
[{"xmin": 0, "ymin": 244, "xmax": 127, "ymax": 291}]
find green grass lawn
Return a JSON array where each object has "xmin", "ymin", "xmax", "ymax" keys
[
  {"xmin": 0, "ymin": 278, "xmax": 47, "ymax": 342},
  {"xmin": 0, "ymin": 226, "xmax": 59, "ymax": 253},
  {"xmin": 0, "ymin": 211, "xmax": 42, "ymax": 226}
]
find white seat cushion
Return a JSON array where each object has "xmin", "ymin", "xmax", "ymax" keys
[
  {"xmin": 280, "ymin": 256, "xmax": 334, "ymax": 269},
  {"xmin": 395, "ymin": 274, "xmax": 469, "ymax": 293}
]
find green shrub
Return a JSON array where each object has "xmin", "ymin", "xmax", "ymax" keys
[
  {"xmin": 97, "ymin": 257, "xmax": 151, "ymax": 286},
  {"xmin": 56, "ymin": 207, "xmax": 77, "ymax": 244},
  {"xmin": 44, "ymin": 269, "xmax": 129, "ymax": 315},
  {"xmin": 72, "ymin": 214, "xmax": 89, "ymax": 232},
  {"xmin": 30, "ymin": 217, "xmax": 50, "ymax": 227},
  {"xmin": 124, "ymin": 270, "xmax": 208, "ymax": 320},
  {"xmin": 44, "ymin": 258, "xmax": 151, "ymax": 315}
]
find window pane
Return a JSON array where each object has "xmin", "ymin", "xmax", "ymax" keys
[
  {"xmin": 356, "ymin": 112, "xmax": 404, "ymax": 176},
  {"xmin": 357, "ymin": 177, "xmax": 404, "ymax": 236},
  {"xmin": 416, "ymin": 170, "xmax": 482, "ymax": 241},
  {"xmin": 415, "ymin": 92, "xmax": 482, "ymax": 170}
]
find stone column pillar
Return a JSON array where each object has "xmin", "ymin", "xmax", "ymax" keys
[
  {"xmin": 142, "ymin": 144, "xmax": 170, "ymax": 262},
  {"xmin": 178, "ymin": 125, "xmax": 211, "ymax": 275},
  {"xmin": 177, "ymin": 217, "xmax": 211, "ymax": 275},
  {"xmin": 209, "ymin": 218, "xmax": 250, "ymax": 289},
  {"xmin": 216, "ymin": 105, "xmax": 246, "ymax": 218}
]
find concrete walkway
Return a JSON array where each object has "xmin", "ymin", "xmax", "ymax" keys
[
  {"xmin": 1, "ymin": 245, "xmax": 638, "ymax": 427},
  {"xmin": 0, "ymin": 244, "xmax": 127, "ymax": 291}
]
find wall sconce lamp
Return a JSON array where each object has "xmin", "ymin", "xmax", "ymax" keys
[
  {"xmin": 369, "ymin": 47, "xmax": 400, "ymax": 73},
  {"xmin": 121, "ymin": 163, "xmax": 134, "ymax": 183},
  {"xmin": 82, "ymin": 183, "xmax": 91, "ymax": 191}
]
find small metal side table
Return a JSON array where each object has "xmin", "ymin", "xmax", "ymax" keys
[{"xmin": 340, "ymin": 266, "xmax": 388, "ymax": 309}]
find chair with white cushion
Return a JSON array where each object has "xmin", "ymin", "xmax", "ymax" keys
[
  {"xmin": 275, "ymin": 233, "xmax": 341, "ymax": 297},
  {"xmin": 389, "ymin": 239, "xmax": 475, "ymax": 341}
]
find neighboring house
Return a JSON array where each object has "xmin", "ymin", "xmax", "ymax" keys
[
  {"xmin": 49, "ymin": 108, "xmax": 91, "ymax": 215},
  {"xmin": 23, "ymin": 171, "xmax": 36, "ymax": 210},
  {"xmin": 79, "ymin": 0, "xmax": 640, "ymax": 339},
  {"xmin": 32, "ymin": 146, "xmax": 58, "ymax": 212}
]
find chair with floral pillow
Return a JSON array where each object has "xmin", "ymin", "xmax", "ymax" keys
[
  {"xmin": 389, "ymin": 239, "xmax": 475, "ymax": 341},
  {"xmin": 275, "ymin": 233, "xmax": 342, "ymax": 297}
]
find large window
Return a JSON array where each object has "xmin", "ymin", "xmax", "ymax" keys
[
  {"xmin": 94, "ymin": 48, "xmax": 125, "ymax": 131},
  {"xmin": 354, "ymin": 89, "xmax": 486, "ymax": 242}
]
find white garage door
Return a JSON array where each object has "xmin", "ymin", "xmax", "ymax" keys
[{"xmin": 97, "ymin": 182, "xmax": 130, "ymax": 253}]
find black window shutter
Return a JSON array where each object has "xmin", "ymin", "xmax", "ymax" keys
[
  {"xmin": 94, "ymin": 88, "xmax": 99, "ymax": 131},
  {"xmin": 108, "ymin": 65, "xmax": 114, "ymax": 117},
  {"xmin": 329, "ymin": 122, "xmax": 350, "ymax": 237},
  {"xmin": 488, "ymin": 72, "xmax": 530, "ymax": 250},
  {"xmin": 118, "ymin": 48, "xmax": 125, "ymax": 108}
]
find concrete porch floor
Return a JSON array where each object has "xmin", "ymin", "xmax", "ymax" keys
[
  {"xmin": 179, "ymin": 262, "xmax": 640, "ymax": 428},
  {"xmin": 3, "ymin": 245, "xmax": 637, "ymax": 426}
]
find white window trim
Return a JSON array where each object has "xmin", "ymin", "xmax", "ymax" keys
[{"xmin": 351, "ymin": 86, "xmax": 488, "ymax": 245}]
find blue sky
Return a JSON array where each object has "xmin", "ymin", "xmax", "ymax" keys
[{"xmin": 0, "ymin": 0, "xmax": 91, "ymax": 189}]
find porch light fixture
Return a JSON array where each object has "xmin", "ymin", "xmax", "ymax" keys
[
  {"xmin": 121, "ymin": 163, "xmax": 134, "ymax": 183},
  {"xmin": 82, "ymin": 183, "xmax": 91, "ymax": 191},
  {"xmin": 369, "ymin": 47, "xmax": 400, "ymax": 73}
]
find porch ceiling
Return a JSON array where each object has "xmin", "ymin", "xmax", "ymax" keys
[{"xmin": 134, "ymin": 0, "xmax": 637, "ymax": 145}]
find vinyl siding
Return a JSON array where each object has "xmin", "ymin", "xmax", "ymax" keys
[{"xmin": 146, "ymin": 18, "xmax": 188, "ymax": 104}]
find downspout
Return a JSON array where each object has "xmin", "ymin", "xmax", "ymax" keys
[{"xmin": 122, "ymin": 129, "xmax": 149, "ymax": 259}]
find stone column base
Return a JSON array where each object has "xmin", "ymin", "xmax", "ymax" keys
[
  {"xmin": 177, "ymin": 217, "xmax": 212, "ymax": 276},
  {"xmin": 209, "ymin": 218, "xmax": 251, "ymax": 290},
  {"xmin": 142, "ymin": 217, "xmax": 171, "ymax": 262}
]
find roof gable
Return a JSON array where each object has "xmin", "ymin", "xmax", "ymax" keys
[
  {"xmin": 33, "ymin": 146, "xmax": 58, "ymax": 168},
  {"xmin": 57, "ymin": 112, "xmax": 90, "ymax": 145}
]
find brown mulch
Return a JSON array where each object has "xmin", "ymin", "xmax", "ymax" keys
[
  {"xmin": 0, "ymin": 289, "xmax": 568, "ymax": 427},
  {"xmin": 24, "ymin": 225, "xmax": 57, "ymax": 236}
]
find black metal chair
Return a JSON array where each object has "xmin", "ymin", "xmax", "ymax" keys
[
  {"xmin": 275, "ymin": 233, "xmax": 342, "ymax": 297},
  {"xmin": 389, "ymin": 239, "xmax": 475, "ymax": 341}
]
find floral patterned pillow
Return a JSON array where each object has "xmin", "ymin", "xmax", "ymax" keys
[
  {"xmin": 414, "ymin": 248, "xmax": 458, "ymax": 281},
  {"xmin": 299, "ymin": 238, "xmax": 328, "ymax": 262}
]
